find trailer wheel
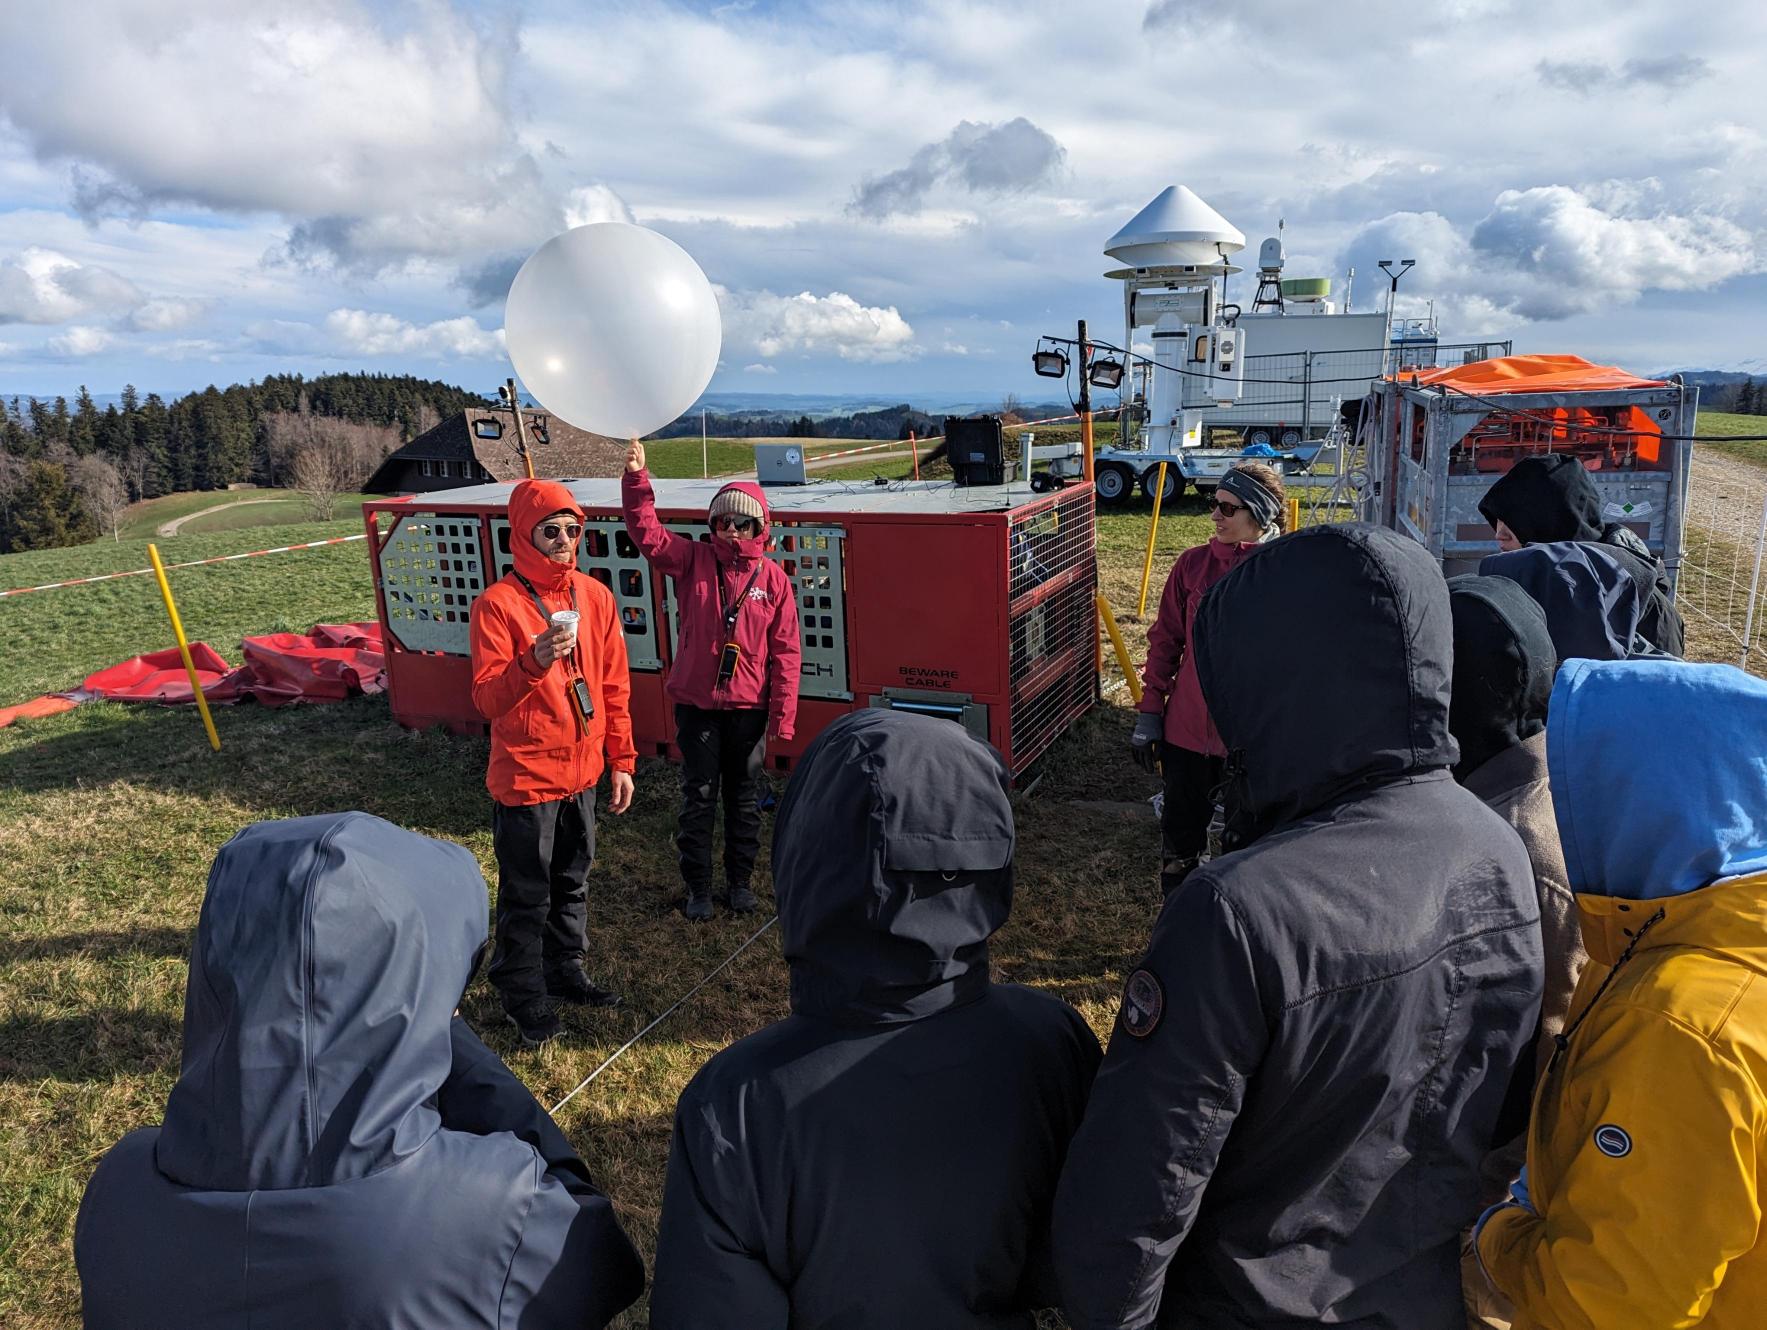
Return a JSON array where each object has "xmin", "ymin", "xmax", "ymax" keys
[
  {"xmin": 1246, "ymin": 427, "xmax": 1274, "ymax": 448},
  {"xmin": 1279, "ymin": 428, "xmax": 1302, "ymax": 447},
  {"xmin": 1094, "ymin": 464, "xmax": 1134, "ymax": 505},
  {"xmin": 1140, "ymin": 466, "xmax": 1182, "ymax": 503}
]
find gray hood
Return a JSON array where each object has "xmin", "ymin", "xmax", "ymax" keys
[
  {"xmin": 773, "ymin": 710, "xmax": 1014, "ymax": 1026},
  {"xmin": 156, "ymin": 812, "xmax": 488, "ymax": 1191}
]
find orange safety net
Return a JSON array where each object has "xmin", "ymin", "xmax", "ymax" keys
[
  {"xmin": 1405, "ymin": 356, "xmax": 1668, "ymax": 468},
  {"xmin": 1413, "ymin": 354, "xmax": 1666, "ymax": 394}
]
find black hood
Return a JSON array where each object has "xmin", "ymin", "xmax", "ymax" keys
[
  {"xmin": 772, "ymin": 709, "xmax": 1014, "ymax": 1026},
  {"xmin": 1478, "ymin": 542, "xmax": 1646, "ymax": 663},
  {"xmin": 156, "ymin": 813, "xmax": 488, "ymax": 1191},
  {"xmin": 1477, "ymin": 454, "xmax": 1604, "ymax": 545},
  {"xmin": 1447, "ymin": 574, "xmax": 1556, "ymax": 781},
  {"xmin": 1193, "ymin": 524, "xmax": 1458, "ymax": 847}
]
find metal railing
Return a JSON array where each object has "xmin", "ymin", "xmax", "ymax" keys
[{"xmin": 1180, "ymin": 340, "xmax": 1514, "ymax": 440}]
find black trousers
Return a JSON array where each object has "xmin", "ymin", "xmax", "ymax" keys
[
  {"xmin": 1160, "ymin": 742, "xmax": 1223, "ymax": 893},
  {"xmin": 489, "ymin": 788, "xmax": 596, "ymax": 1012},
  {"xmin": 674, "ymin": 704, "xmax": 768, "ymax": 894}
]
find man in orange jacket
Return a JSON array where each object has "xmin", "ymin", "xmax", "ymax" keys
[{"xmin": 469, "ymin": 478, "xmax": 637, "ymax": 1046}]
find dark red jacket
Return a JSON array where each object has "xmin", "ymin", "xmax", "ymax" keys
[
  {"xmin": 1137, "ymin": 537, "xmax": 1262, "ymax": 757},
  {"xmin": 621, "ymin": 471, "xmax": 801, "ymax": 739},
  {"xmin": 469, "ymin": 479, "xmax": 636, "ymax": 806}
]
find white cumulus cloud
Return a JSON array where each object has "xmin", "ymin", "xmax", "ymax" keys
[
  {"xmin": 0, "ymin": 247, "xmax": 143, "ymax": 324},
  {"xmin": 1339, "ymin": 183, "xmax": 1762, "ymax": 328},
  {"xmin": 124, "ymin": 295, "xmax": 210, "ymax": 332},
  {"xmin": 718, "ymin": 287, "xmax": 918, "ymax": 362},
  {"xmin": 47, "ymin": 325, "xmax": 114, "ymax": 356},
  {"xmin": 324, "ymin": 308, "xmax": 504, "ymax": 358},
  {"xmin": 563, "ymin": 183, "xmax": 637, "ymax": 229}
]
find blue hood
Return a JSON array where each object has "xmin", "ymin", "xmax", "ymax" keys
[
  {"xmin": 156, "ymin": 813, "xmax": 489, "ymax": 1191},
  {"xmin": 1548, "ymin": 660, "xmax": 1767, "ymax": 899}
]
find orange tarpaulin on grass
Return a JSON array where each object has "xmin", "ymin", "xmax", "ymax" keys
[{"xmin": 1413, "ymin": 355, "xmax": 1666, "ymax": 394}]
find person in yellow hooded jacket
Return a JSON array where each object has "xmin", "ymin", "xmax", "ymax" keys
[{"xmin": 1475, "ymin": 657, "xmax": 1767, "ymax": 1329}]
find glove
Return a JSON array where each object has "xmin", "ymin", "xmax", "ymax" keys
[
  {"xmin": 1130, "ymin": 713, "xmax": 1163, "ymax": 774},
  {"xmin": 1470, "ymin": 1164, "xmax": 1535, "ymax": 1255}
]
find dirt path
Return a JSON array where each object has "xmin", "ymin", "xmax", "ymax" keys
[
  {"xmin": 157, "ymin": 497, "xmax": 285, "ymax": 536},
  {"xmin": 1687, "ymin": 447, "xmax": 1767, "ymax": 517}
]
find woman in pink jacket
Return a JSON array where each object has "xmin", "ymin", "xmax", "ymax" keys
[
  {"xmin": 1131, "ymin": 462, "xmax": 1286, "ymax": 894},
  {"xmin": 622, "ymin": 441, "xmax": 802, "ymax": 921}
]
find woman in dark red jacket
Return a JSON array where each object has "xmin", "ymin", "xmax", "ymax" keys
[
  {"xmin": 1131, "ymin": 462, "xmax": 1286, "ymax": 894},
  {"xmin": 622, "ymin": 441, "xmax": 801, "ymax": 921}
]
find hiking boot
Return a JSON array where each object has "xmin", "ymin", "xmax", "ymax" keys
[
  {"xmin": 506, "ymin": 997, "xmax": 562, "ymax": 1048},
  {"xmin": 684, "ymin": 887, "xmax": 713, "ymax": 922},
  {"xmin": 548, "ymin": 970, "xmax": 624, "ymax": 1008},
  {"xmin": 727, "ymin": 884, "xmax": 759, "ymax": 915}
]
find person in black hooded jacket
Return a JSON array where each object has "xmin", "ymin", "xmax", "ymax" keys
[
  {"xmin": 1477, "ymin": 453, "xmax": 1684, "ymax": 655},
  {"xmin": 1052, "ymin": 524, "xmax": 1543, "ymax": 1330},
  {"xmin": 75, "ymin": 812, "xmax": 644, "ymax": 1330},
  {"xmin": 650, "ymin": 709, "xmax": 1102, "ymax": 1329}
]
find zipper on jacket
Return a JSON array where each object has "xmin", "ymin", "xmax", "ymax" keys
[{"xmin": 1543, "ymin": 905, "xmax": 1665, "ymax": 1081}]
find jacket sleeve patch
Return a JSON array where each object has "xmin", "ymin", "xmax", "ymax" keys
[
  {"xmin": 1592, "ymin": 1123, "xmax": 1633, "ymax": 1158},
  {"xmin": 1120, "ymin": 968, "xmax": 1165, "ymax": 1039}
]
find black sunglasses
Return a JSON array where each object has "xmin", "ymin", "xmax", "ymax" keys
[
  {"xmin": 1209, "ymin": 498, "xmax": 1247, "ymax": 518},
  {"xmin": 539, "ymin": 523, "xmax": 583, "ymax": 540},
  {"xmin": 711, "ymin": 515, "xmax": 759, "ymax": 533}
]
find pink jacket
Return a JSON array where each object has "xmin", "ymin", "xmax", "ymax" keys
[
  {"xmin": 621, "ymin": 471, "xmax": 802, "ymax": 739},
  {"xmin": 1138, "ymin": 537, "xmax": 1261, "ymax": 756}
]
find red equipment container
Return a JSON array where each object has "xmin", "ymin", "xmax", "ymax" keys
[{"xmin": 361, "ymin": 478, "xmax": 1098, "ymax": 777}]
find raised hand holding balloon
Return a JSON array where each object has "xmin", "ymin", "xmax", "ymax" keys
[{"xmin": 504, "ymin": 223, "xmax": 722, "ymax": 441}]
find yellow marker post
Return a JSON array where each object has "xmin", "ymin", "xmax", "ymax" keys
[
  {"xmin": 1135, "ymin": 461, "xmax": 1170, "ymax": 618},
  {"xmin": 1096, "ymin": 592, "xmax": 1143, "ymax": 705},
  {"xmin": 147, "ymin": 543, "xmax": 221, "ymax": 751},
  {"xmin": 1286, "ymin": 495, "xmax": 1301, "ymax": 534}
]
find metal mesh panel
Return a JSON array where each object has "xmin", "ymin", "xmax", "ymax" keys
[
  {"xmin": 660, "ymin": 523, "xmax": 852, "ymax": 701},
  {"xmin": 488, "ymin": 517, "xmax": 662, "ymax": 669},
  {"xmin": 776, "ymin": 526, "xmax": 851, "ymax": 700},
  {"xmin": 1007, "ymin": 487, "xmax": 1098, "ymax": 770},
  {"xmin": 378, "ymin": 513, "xmax": 486, "ymax": 654}
]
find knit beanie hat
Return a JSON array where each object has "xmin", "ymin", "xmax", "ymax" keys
[{"xmin": 708, "ymin": 486, "xmax": 766, "ymax": 527}]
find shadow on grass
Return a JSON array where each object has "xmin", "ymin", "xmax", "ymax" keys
[
  {"xmin": 0, "ymin": 927, "xmax": 191, "ymax": 966},
  {"xmin": 2, "ymin": 695, "xmax": 493, "ymax": 839},
  {"xmin": 0, "ymin": 1009, "xmax": 182, "ymax": 1083}
]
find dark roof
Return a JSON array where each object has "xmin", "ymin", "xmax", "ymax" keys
[{"xmin": 365, "ymin": 407, "xmax": 625, "ymax": 491}]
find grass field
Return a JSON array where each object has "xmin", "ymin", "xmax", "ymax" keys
[
  {"xmin": 3, "ymin": 435, "xmax": 1750, "ymax": 1325},
  {"xmin": 0, "ymin": 485, "xmax": 1210, "ymax": 1328},
  {"xmin": 1695, "ymin": 409, "xmax": 1767, "ymax": 464}
]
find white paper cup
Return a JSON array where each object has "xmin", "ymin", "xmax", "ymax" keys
[{"xmin": 550, "ymin": 609, "xmax": 579, "ymax": 645}]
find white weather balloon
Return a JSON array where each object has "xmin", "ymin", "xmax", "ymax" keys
[{"xmin": 504, "ymin": 222, "xmax": 722, "ymax": 440}]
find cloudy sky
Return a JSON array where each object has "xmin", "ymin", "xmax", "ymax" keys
[{"xmin": 0, "ymin": 0, "xmax": 1762, "ymax": 405}]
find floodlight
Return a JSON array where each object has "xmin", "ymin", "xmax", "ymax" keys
[
  {"xmin": 1032, "ymin": 343, "xmax": 1069, "ymax": 378},
  {"xmin": 1087, "ymin": 357, "xmax": 1125, "ymax": 390}
]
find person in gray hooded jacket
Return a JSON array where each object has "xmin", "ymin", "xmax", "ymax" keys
[
  {"xmin": 75, "ymin": 811, "xmax": 644, "ymax": 1330},
  {"xmin": 650, "ymin": 709, "xmax": 1102, "ymax": 1329},
  {"xmin": 1053, "ymin": 525, "xmax": 1543, "ymax": 1330}
]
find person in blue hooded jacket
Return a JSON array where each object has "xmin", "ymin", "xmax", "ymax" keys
[
  {"xmin": 649, "ymin": 709, "xmax": 1102, "ymax": 1328},
  {"xmin": 1480, "ymin": 542, "xmax": 1666, "ymax": 664},
  {"xmin": 75, "ymin": 812, "xmax": 644, "ymax": 1329},
  {"xmin": 1474, "ymin": 660, "xmax": 1767, "ymax": 1327}
]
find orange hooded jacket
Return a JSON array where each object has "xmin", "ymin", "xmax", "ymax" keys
[{"xmin": 468, "ymin": 479, "xmax": 636, "ymax": 806}]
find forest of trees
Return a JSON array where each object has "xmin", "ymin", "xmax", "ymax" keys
[
  {"xmin": 1725, "ymin": 376, "xmax": 1766, "ymax": 415},
  {"xmin": 0, "ymin": 373, "xmax": 488, "ymax": 553}
]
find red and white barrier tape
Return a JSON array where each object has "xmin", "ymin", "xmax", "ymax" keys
[
  {"xmin": 2, "ymin": 534, "xmax": 367, "ymax": 598},
  {"xmin": 808, "ymin": 412, "xmax": 1085, "ymax": 463}
]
